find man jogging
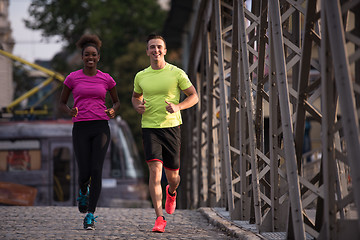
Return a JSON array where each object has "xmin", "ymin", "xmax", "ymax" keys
[{"xmin": 132, "ymin": 34, "xmax": 198, "ymax": 233}]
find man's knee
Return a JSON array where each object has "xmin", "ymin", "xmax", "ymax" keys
[
  {"xmin": 165, "ymin": 171, "xmax": 180, "ymax": 185},
  {"xmin": 148, "ymin": 162, "xmax": 163, "ymax": 181}
]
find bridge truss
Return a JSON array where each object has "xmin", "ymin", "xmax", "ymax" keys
[{"xmin": 180, "ymin": 0, "xmax": 360, "ymax": 239}]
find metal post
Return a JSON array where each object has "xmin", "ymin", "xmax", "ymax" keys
[
  {"xmin": 268, "ymin": 0, "xmax": 305, "ymax": 239},
  {"xmin": 320, "ymin": 4, "xmax": 337, "ymax": 237},
  {"xmin": 214, "ymin": 0, "xmax": 235, "ymax": 215},
  {"xmin": 238, "ymin": 0, "xmax": 262, "ymax": 226},
  {"xmin": 325, "ymin": 0, "xmax": 360, "ymax": 229}
]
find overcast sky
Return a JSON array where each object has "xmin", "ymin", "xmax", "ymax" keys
[{"xmin": 8, "ymin": 0, "xmax": 64, "ymax": 63}]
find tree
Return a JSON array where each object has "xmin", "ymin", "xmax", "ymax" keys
[
  {"xmin": 25, "ymin": 0, "xmax": 166, "ymax": 70},
  {"xmin": 25, "ymin": 0, "xmax": 167, "ymax": 155},
  {"xmin": 112, "ymin": 40, "xmax": 149, "ymax": 145}
]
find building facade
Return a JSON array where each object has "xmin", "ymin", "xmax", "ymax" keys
[{"xmin": 0, "ymin": 0, "xmax": 14, "ymax": 108}]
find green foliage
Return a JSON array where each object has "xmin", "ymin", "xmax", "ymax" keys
[
  {"xmin": 25, "ymin": 0, "xmax": 168, "ymax": 156},
  {"xmin": 12, "ymin": 63, "xmax": 33, "ymax": 99},
  {"xmin": 112, "ymin": 41, "xmax": 149, "ymax": 150},
  {"xmin": 25, "ymin": 0, "xmax": 166, "ymax": 55}
]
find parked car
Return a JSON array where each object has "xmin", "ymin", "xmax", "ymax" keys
[{"xmin": 0, "ymin": 116, "xmax": 150, "ymax": 208}]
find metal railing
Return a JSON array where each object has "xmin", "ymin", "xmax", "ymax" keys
[
  {"xmin": 180, "ymin": 0, "xmax": 360, "ymax": 239},
  {"xmin": 0, "ymin": 49, "xmax": 64, "ymax": 115}
]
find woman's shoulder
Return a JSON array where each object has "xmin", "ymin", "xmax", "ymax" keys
[
  {"xmin": 96, "ymin": 69, "xmax": 112, "ymax": 78},
  {"xmin": 96, "ymin": 70, "xmax": 115, "ymax": 85},
  {"xmin": 65, "ymin": 69, "xmax": 82, "ymax": 82},
  {"xmin": 67, "ymin": 69, "xmax": 83, "ymax": 78}
]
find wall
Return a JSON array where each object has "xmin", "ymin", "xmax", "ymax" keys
[{"xmin": 0, "ymin": 0, "xmax": 14, "ymax": 108}]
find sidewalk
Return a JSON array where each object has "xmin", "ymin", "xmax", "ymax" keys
[
  {"xmin": 199, "ymin": 208, "xmax": 264, "ymax": 240},
  {"xmin": 0, "ymin": 206, "xmax": 261, "ymax": 240}
]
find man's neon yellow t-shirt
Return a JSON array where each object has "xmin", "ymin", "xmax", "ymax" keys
[{"xmin": 134, "ymin": 63, "xmax": 193, "ymax": 128}]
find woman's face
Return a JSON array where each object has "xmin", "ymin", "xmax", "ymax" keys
[{"xmin": 82, "ymin": 46, "xmax": 100, "ymax": 68}]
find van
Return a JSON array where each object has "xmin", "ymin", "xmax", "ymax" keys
[{"xmin": 0, "ymin": 117, "xmax": 150, "ymax": 208}]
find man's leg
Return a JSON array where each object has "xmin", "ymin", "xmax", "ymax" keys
[
  {"xmin": 147, "ymin": 161, "xmax": 164, "ymax": 217},
  {"xmin": 164, "ymin": 168, "xmax": 180, "ymax": 214},
  {"xmin": 164, "ymin": 169, "xmax": 180, "ymax": 194}
]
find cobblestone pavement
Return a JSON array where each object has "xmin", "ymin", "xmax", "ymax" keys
[{"xmin": 0, "ymin": 206, "xmax": 252, "ymax": 240}]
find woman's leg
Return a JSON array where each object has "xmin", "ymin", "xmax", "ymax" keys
[
  {"xmin": 87, "ymin": 122, "xmax": 110, "ymax": 213},
  {"xmin": 72, "ymin": 125, "xmax": 92, "ymax": 194}
]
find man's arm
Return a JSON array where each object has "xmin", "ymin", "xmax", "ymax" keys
[
  {"xmin": 132, "ymin": 91, "xmax": 146, "ymax": 114},
  {"xmin": 165, "ymin": 85, "xmax": 199, "ymax": 113}
]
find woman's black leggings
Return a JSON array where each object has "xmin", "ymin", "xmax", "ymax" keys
[{"xmin": 72, "ymin": 120, "xmax": 110, "ymax": 213}]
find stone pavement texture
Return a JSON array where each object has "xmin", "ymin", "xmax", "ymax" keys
[{"xmin": 0, "ymin": 206, "xmax": 263, "ymax": 240}]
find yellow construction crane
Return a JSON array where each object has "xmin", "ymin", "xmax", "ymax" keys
[{"xmin": 0, "ymin": 49, "xmax": 64, "ymax": 116}]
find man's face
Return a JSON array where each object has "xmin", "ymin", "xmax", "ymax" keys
[{"xmin": 146, "ymin": 38, "xmax": 167, "ymax": 62}]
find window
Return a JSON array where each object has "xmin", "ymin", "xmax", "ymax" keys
[
  {"xmin": 110, "ymin": 139, "xmax": 124, "ymax": 178},
  {"xmin": 0, "ymin": 140, "xmax": 41, "ymax": 171},
  {"xmin": 110, "ymin": 124, "xmax": 143, "ymax": 179},
  {"xmin": 53, "ymin": 147, "xmax": 71, "ymax": 202}
]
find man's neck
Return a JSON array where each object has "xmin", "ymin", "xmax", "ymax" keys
[{"xmin": 151, "ymin": 60, "xmax": 166, "ymax": 70}]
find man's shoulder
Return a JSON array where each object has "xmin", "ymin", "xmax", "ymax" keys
[
  {"xmin": 135, "ymin": 66, "xmax": 152, "ymax": 78},
  {"xmin": 166, "ymin": 63, "xmax": 180, "ymax": 70},
  {"xmin": 165, "ymin": 63, "xmax": 187, "ymax": 75}
]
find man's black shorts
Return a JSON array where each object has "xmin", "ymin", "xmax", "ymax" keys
[{"xmin": 142, "ymin": 126, "xmax": 181, "ymax": 171}]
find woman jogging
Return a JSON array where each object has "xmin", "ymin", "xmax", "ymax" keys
[{"xmin": 59, "ymin": 34, "xmax": 120, "ymax": 230}]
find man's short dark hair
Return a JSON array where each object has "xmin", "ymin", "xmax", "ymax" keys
[{"xmin": 146, "ymin": 34, "xmax": 167, "ymax": 48}]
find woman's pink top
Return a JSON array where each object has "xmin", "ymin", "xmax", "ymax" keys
[{"xmin": 64, "ymin": 69, "xmax": 116, "ymax": 122}]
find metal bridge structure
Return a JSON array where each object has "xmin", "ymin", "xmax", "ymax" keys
[
  {"xmin": 179, "ymin": 0, "xmax": 360, "ymax": 239},
  {"xmin": 0, "ymin": 49, "xmax": 64, "ymax": 116}
]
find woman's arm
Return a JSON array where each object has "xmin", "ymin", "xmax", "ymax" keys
[
  {"xmin": 59, "ymin": 85, "xmax": 78, "ymax": 117},
  {"xmin": 105, "ymin": 86, "xmax": 120, "ymax": 118}
]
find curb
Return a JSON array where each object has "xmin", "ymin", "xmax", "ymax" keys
[{"xmin": 198, "ymin": 207, "xmax": 264, "ymax": 240}]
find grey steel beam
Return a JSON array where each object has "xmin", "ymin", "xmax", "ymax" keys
[
  {"xmin": 268, "ymin": 0, "xmax": 306, "ymax": 239},
  {"xmin": 325, "ymin": 0, "xmax": 360, "ymax": 229},
  {"xmin": 214, "ymin": 0, "xmax": 235, "ymax": 216},
  {"xmin": 229, "ymin": 0, "xmax": 242, "ymax": 220},
  {"xmin": 268, "ymin": 15, "xmax": 284, "ymax": 232},
  {"xmin": 238, "ymin": 0, "xmax": 262, "ymax": 226},
  {"xmin": 181, "ymin": 0, "xmax": 359, "ymax": 238},
  {"xmin": 294, "ymin": 0, "xmax": 317, "ymax": 170},
  {"xmin": 320, "ymin": 4, "xmax": 337, "ymax": 238}
]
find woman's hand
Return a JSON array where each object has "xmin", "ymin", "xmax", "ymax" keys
[
  {"xmin": 71, "ymin": 107, "xmax": 78, "ymax": 117},
  {"xmin": 105, "ymin": 108, "xmax": 115, "ymax": 118}
]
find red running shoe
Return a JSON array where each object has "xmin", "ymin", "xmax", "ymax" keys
[
  {"xmin": 152, "ymin": 216, "xmax": 167, "ymax": 232},
  {"xmin": 165, "ymin": 185, "xmax": 177, "ymax": 214}
]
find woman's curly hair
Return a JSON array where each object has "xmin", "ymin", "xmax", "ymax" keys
[{"xmin": 76, "ymin": 34, "xmax": 102, "ymax": 54}]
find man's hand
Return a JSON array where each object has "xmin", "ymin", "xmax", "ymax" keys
[
  {"xmin": 165, "ymin": 100, "xmax": 180, "ymax": 113},
  {"xmin": 136, "ymin": 100, "xmax": 146, "ymax": 114}
]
